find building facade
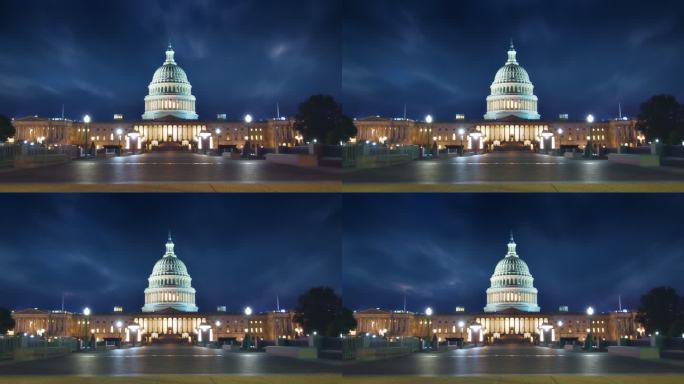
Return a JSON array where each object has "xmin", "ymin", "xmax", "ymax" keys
[
  {"xmin": 11, "ymin": 236, "xmax": 301, "ymax": 345},
  {"xmin": 11, "ymin": 46, "xmax": 301, "ymax": 152},
  {"xmin": 353, "ymin": 235, "xmax": 643, "ymax": 345},
  {"xmin": 354, "ymin": 43, "xmax": 643, "ymax": 152}
]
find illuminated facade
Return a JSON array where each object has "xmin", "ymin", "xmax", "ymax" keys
[
  {"xmin": 353, "ymin": 235, "xmax": 642, "ymax": 344},
  {"xmin": 11, "ymin": 46, "xmax": 301, "ymax": 152},
  {"xmin": 11, "ymin": 235, "xmax": 300, "ymax": 344},
  {"xmin": 354, "ymin": 42, "xmax": 642, "ymax": 152}
]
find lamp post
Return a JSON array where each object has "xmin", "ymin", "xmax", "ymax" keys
[
  {"xmin": 215, "ymin": 128, "xmax": 222, "ymax": 154},
  {"xmin": 244, "ymin": 114, "xmax": 253, "ymax": 157},
  {"xmin": 586, "ymin": 114, "xmax": 595, "ymax": 157},
  {"xmin": 243, "ymin": 306, "xmax": 253, "ymax": 349},
  {"xmin": 424, "ymin": 307, "xmax": 433, "ymax": 349},
  {"xmin": 458, "ymin": 128, "xmax": 465, "ymax": 155},
  {"xmin": 458, "ymin": 320, "xmax": 465, "ymax": 347},
  {"xmin": 586, "ymin": 306, "xmax": 594, "ymax": 350},
  {"xmin": 82, "ymin": 307, "xmax": 91, "ymax": 349},
  {"xmin": 83, "ymin": 115, "xmax": 91, "ymax": 156},
  {"xmin": 116, "ymin": 128, "xmax": 123, "ymax": 154},
  {"xmin": 424, "ymin": 115, "xmax": 433, "ymax": 157},
  {"xmin": 557, "ymin": 128, "xmax": 563, "ymax": 154}
]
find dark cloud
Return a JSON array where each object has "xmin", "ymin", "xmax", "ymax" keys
[
  {"xmin": 0, "ymin": 0, "xmax": 340, "ymax": 121},
  {"xmin": 342, "ymin": 0, "xmax": 684, "ymax": 121},
  {"xmin": 342, "ymin": 194, "xmax": 684, "ymax": 314},
  {"xmin": 0, "ymin": 194, "xmax": 341, "ymax": 314}
]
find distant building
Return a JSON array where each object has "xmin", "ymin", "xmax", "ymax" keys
[
  {"xmin": 11, "ymin": 46, "xmax": 301, "ymax": 152},
  {"xmin": 353, "ymin": 234, "xmax": 643, "ymax": 345},
  {"xmin": 12, "ymin": 235, "xmax": 299, "ymax": 344},
  {"xmin": 353, "ymin": 43, "xmax": 643, "ymax": 152}
]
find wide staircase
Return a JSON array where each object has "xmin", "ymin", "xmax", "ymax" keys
[
  {"xmin": 152, "ymin": 334, "xmax": 187, "ymax": 344},
  {"xmin": 493, "ymin": 334, "xmax": 531, "ymax": 345},
  {"xmin": 493, "ymin": 141, "xmax": 533, "ymax": 152}
]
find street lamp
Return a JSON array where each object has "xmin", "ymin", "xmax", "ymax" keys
[
  {"xmin": 215, "ymin": 128, "xmax": 222, "ymax": 152},
  {"xmin": 83, "ymin": 307, "xmax": 91, "ymax": 349},
  {"xmin": 557, "ymin": 128, "xmax": 563, "ymax": 152},
  {"xmin": 586, "ymin": 306, "xmax": 594, "ymax": 350},
  {"xmin": 83, "ymin": 115, "xmax": 91, "ymax": 155},
  {"xmin": 586, "ymin": 114, "xmax": 595, "ymax": 123},
  {"xmin": 244, "ymin": 306, "xmax": 253, "ymax": 316},
  {"xmin": 244, "ymin": 114, "xmax": 253, "ymax": 124},
  {"xmin": 458, "ymin": 128, "xmax": 465, "ymax": 152}
]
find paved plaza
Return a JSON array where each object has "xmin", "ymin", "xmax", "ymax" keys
[
  {"xmin": 342, "ymin": 152, "xmax": 684, "ymax": 184},
  {"xmin": 0, "ymin": 344, "xmax": 337, "ymax": 376},
  {"xmin": 0, "ymin": 152, "xmax": 337, "ymax": 184},
  {"xmin": 343, "ymin": 345, "xmax": 684, "ymax": 376}
]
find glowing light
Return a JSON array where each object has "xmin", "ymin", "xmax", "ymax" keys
[
  {"xmin": 586, "ymin": 306, "xmax": 595, "ymax": 316},
  {"xmin": 244, "ymin": 306, "xmax": 253, "ymax": 316},
  {"xmin": 215, "ymin": 320, "xmax": 221, "ymax": 327},
  {"xmin": 557, "ymin": 321, "xmax": 563, "ymax": 327},
  {"xmin": 244, "ymin": 114, "xmax": 253, "ymax": 123},
  {"xmin": 83, "ymin": 115, "xmax": 91, "ymax": 124},
  {"xmin": 458, "ymin": 128, "xmax": 465, "ymax": 136},
  {"xmin": 425, "ymin": 307, "xmax": 433, "ymax": 316},
  {"xmin": 425, "ymin": 115, "xmax": 433, "ymax": 124},
  {"xmin": 83, "ymin": 307, "xmax": 91, "ymax": 316},
  {"xmin": 557, "ymin": 128, "xmax": 563, "ymax": 135},
  {"xmin": 116, "ymin": 128, "xmax": 123, "ymax": 135},
  {"xmin": 116, "ymin": 321, "xmax": 123, "ymax": 328},
  {"xmin": 215, "ymin": 128, "xmax": 221, "ymax": 134},
  {"xmin": 586, "ymin": 114, "xmax": 595, "ymax": 123},
  {"xmin": 458, "ymin": 320, "xmax": 465, "ymax": 328}
]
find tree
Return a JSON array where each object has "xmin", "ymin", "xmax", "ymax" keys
[
  {"xmin": 294, "ymin": 95, "xmax": 357, "ymax": 145},
  {"xmin": 637, "ymin": 286, "xmax": 684, "ymax": 337},
  {"xmin": 293, "ymin": 287, "xmax": 357, "ymax": 337},
  {"xmin": 0, "ymin": 307, "xmax": 15, "ymax": 334},
  {"xmin": 0, "ymin": 114, "xmax": 16, "ymax": 142},
  {"xmin": 636, "ymin": 95, "xmax": 684, "ymax": 145}
]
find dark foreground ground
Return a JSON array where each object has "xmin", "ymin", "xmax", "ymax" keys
[
  {"xmin": 343, "ymin": 345, "xmax": 684, "ymax": 376},
  {"xmin": 342, "ymin": 152, "xmax": 684, "ymax": 184},
  {"xmin": 0, "ymin": 344, "xmax": 336, "ymax": 376}
]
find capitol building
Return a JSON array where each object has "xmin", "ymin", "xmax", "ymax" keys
[
  {"xmin": 11, "ymin": 45, "xmax": 299, "ymax": 153},
  {"xmin": 11, "ymin": 235, "xmax": 298, "ymax": 345},
  {"xmin": 354, "ymin": 42, "xmax": 642, "ymax": 153},
  {"xmin": 353, "ymin": 234, "xmax": 642, "ymax": 345}
]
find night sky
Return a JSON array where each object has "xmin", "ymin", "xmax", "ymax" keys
[
  {"xmin": 0, "ymin": 0, "xmax": 340, "ymax": 121},
  {"xmin": 343, "ymin": 194, "xmax": 684, "ymax": 315},
  {"xmin": 0, "ymin": 194, "xmax": 341, "ymax": 315},
  {"xmin": 342, "ymin": 0, "xmax": 684, "ymax": 121}
]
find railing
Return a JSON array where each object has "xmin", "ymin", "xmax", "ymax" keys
[
  {"xmin": 0, "ymin": 144, "xmax": 80, "ymax": 163},
  {"xmin": 341, "ymin": 144, "xmax": 420, "ymax": 168},
  {"xmin": 0, "ymin": 336, "xmax": 78, "ymax": 361},
  {"xmin": 341, "ymin": 336, "xmax": 421, "ymax": 360}
]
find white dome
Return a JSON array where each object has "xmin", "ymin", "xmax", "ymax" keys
[
  {"xmin": 484, "ymin": 234, "xmax": 540, "ymax": 313},
  {"xmin": 484, "ymin": 42, "xmax": 540, "ymax": 120},
  {"xmin": 142, "ymin": 234, "xmax": 198, "ymax": 313},
  {"xmin": 142, "ymin": 45, "xmax": 199, "ymax": 121}
]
